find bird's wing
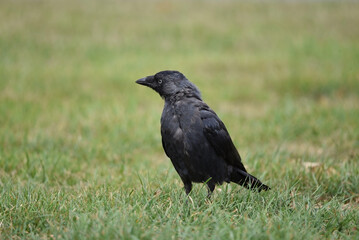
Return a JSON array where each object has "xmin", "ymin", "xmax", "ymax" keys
[{"xmin": 199, "ymin": 104, "xmax": 247, "ymax": 172}]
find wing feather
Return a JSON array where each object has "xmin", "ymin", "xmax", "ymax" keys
[{"xmin": 200, "ymin": 105, "xmax": 247, "ymax": 172}]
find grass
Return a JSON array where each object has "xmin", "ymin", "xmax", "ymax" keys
[{"xmin": 0, "ymin": 0, "xmax": 358, "ymax": 239}]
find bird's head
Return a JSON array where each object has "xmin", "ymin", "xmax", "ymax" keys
[{"xmin": 136, "ymin": 70, "xmax": 201, "ymax": 100}]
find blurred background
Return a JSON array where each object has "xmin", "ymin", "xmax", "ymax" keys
[
  {"xmin": 0, "ymin": 0, "xmax": 358, "ymax": 237},
  {"xmin": 1, "ymin": 0, "xmax": 358, "ymax": 187}
]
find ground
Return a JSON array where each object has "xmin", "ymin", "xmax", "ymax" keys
[{"xmin": 0, "ymin": 0, "xmax": 358, "ymax": 239}]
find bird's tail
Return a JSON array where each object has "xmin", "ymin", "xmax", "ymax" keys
[{"xmin": 230, "ymin": 169, "xmax": 270, "ymax": 192}]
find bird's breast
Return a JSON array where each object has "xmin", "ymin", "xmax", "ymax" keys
[{"xmin": 173, "ymin": 127, "xmax": 183, "ymax": 140}]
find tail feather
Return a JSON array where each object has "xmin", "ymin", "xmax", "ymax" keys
[{"xmin": 231, "ymin": 169, "xmax": 270, "ymax": 192}]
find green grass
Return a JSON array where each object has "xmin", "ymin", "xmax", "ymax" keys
[{"xmin": 1, "ymin": 0, "xmax": 359, "ymax": 239}]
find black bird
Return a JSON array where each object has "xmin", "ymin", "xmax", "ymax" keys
[{"xmin": 136, "ymin": 70, "xmax": 270, "ymax": 196}]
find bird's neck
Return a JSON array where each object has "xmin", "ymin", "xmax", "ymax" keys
[{"xmin": 164, "ymin": 88, "xmax": 202, "ymax": 104}]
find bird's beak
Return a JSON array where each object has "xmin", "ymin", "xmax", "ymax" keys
[
  {"xmin": 136, "ymin": 77, "xmax": 147, "ymax": 85},
  {"xmin": 136, "ymin": 75, "xmax": 154, "ymax": 88}
]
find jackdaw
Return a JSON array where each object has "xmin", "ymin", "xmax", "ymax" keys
[{"xmin": 136, "ymin": 70, "xmax": 270, "ymax": 196}]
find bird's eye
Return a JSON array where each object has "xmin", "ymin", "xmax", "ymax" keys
[{"xmin": 158, "ymin": 79, "xmax": 162, "ymax": 84}]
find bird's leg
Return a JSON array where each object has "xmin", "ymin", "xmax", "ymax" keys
[
  {"xmin": 181, "ymin": 178, "xmax": 192, "ymax": 195},
  {"xmin": 206, "ymin": 182, "xmax": 215, "ymax": 199},
  {"xmin": 184, "ymin": 183, "xmax": 192, "ymax": 195}
]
